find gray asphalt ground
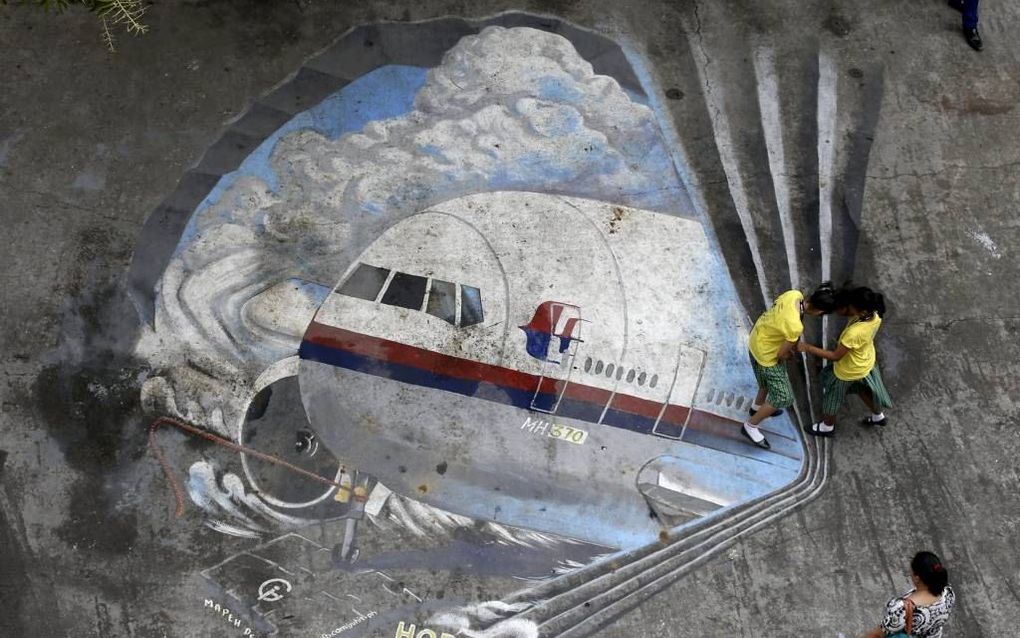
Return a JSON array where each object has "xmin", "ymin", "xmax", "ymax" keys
[{"xmin": 2, "ymin": 1, "xmax": 1019, "ymax": 636}]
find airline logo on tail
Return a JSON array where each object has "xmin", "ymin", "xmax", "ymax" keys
[{"xmin": 519, "ymin": 301, "xmax": 584, "ymax": 362}]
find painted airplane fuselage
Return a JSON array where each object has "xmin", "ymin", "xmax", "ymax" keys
[{"xmin": 298, "ymin": 192, "xmax": 803, "ymax": 549}]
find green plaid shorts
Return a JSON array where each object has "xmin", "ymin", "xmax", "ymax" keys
[
  {"xmin": 749, "ymin": 352, "xmax": 794, "ymax": 409},
  {"xmin": 821, "ymin": 364, "xmax": 893, "ymax": 416}
]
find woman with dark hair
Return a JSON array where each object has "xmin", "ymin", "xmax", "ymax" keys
[
  {"xmin": 741, "ymin": 282, "xmax": 840, "ymax": 449},
  {"xmin": 798, "ymin": 284, "xmax": 892, "ymax": 437},
  {"xmin": 860, "ymin": 551, "xmax": 955, "ymax": 637}
]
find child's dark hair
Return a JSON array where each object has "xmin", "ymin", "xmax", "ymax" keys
[
  {"xmin": 837, "ymin": 283, "xmax": 887, "ymax": 319},
  {"xmin": 912, "ymin": 551, "xmax": 949, "ymax": 595},
  {"xmin": 807, "ymin": 281, "xmax": 839, "ymax": 313}
]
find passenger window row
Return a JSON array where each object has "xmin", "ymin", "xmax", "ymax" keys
[
  {"xmin": 582, "ymin": 356, "xmax": 658, "ymax": 388},
  {"xmin": 337, "ymin": 263, "xmax": 484, "ymax": 328},
  {"xmin": 704, "ymin": 388, "xmax": 746, "ymax": 411}
]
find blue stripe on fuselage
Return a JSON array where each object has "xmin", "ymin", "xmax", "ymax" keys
[{"xmin": 299, "ymin": 340, "xmax": 661, "ymax": 437}]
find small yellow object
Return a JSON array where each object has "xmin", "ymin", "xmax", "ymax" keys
[
  {"xmin": 353, "ymin": 485, "xmax": 368, "ymax": 502},
  {"xmin": 334, "ymin": 471, "xmax": 353, "ymax": 503}
]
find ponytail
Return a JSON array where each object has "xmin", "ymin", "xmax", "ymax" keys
[
  {"xmin": 862, "ymin": 289, "xmax": 886, "ymax": 317},
  {"xmin": 912, "ymin": 551, "xmax": 949, "ymax": 596},
  {"xmin": 836, "ymin": 282, "xmax": 886, "ymax": 320}
]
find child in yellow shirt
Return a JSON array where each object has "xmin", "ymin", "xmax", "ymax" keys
[
  {"xmin": 798, "ymin": 285, "xmax": 892, "ymax": 436},
  {"xmin": 742, "ymin": 283, "xmax": 839, "ymax": 449}
]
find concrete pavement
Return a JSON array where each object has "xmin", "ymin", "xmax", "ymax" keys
[{"xmin": 2, "ymin": 1, "xmax": 1019, "ymax": 636}]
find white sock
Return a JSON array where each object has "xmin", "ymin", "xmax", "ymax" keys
[
  {"xmin": 871, "ymin": 412, "xmax": 885, "ymax": 421},
  {"xmin": 743, "ymin": 422, "xmax": 766, "ymax": 443},
  {"xmin": 816, "ymin": 422, "xmax": 834, "ymax": 433}
]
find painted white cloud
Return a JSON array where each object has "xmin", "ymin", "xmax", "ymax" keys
[
  {"xmin": 271, "ymin": 26, "xmax": 677, "ymax": 219},
  {"xmin": 139, "ymin": 25, "xmax": 685, "ymax": 433}
]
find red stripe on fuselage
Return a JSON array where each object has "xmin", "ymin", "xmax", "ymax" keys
[{"xmin": 302, "ymin": 321, "xmax": 755, "ymax": 440}]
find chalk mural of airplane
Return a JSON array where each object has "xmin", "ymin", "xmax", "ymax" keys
[{"xmin": 247, "ymin": 191, "xmax": 805, "ymax": 553}]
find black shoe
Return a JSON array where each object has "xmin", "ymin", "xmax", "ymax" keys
[
  {"xmin": 860, "ymin": 415, "xmax": 888, "ymax": 427},
  {"xmin": 948, "ymin": 0, "xmax": 963, "ymax": 11},
  {"xmin": 740, "ymin": 425, "xmax": 771, "ymax": 450},
  {"xmin": 748, "ymin": 407, "xmax": 784, "ymax": 418},
  {"xmin": 804, "ymin": 421, "xmax": 835, "ymax": 438},
  {"xmin": 963, "ymin": 27, "xmax": 983, "ymax": 51}
]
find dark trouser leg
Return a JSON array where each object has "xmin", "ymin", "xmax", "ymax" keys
[{"xmin": 963, "ymin": 0, "xmax": 979, "ymax": 29}]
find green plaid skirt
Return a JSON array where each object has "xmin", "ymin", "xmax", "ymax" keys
[
  {"xmin": 821, "ymin": 364, "xmax": 893, "ymax": 416},
  {"xmin": 749, "ymin": 352, "xmax": 794, "ymax": 409}
]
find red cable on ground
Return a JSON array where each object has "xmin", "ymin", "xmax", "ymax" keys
[{"xmin": 148, "ymin": 415, "xmax": 344, "ymax": 518}]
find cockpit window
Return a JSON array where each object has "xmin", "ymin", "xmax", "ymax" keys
[
  {"xmin": 460, "ymin": 285, "xmax": 484, "ymax": 327},
  {"xmin": 338, "ymin": 264, "xmax": 482, "ymax": 328},
  {"xmin": 426, "ymin": 279, "xmax": 457, "ymax": 325},
  {"xmin": 338, "ymin": 263, "xmax": 390, "ymax": 301},
  {"xmin": 381, "ymin": 272, "xmax": 428, "ymax": 310}
]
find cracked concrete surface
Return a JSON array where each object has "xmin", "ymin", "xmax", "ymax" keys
[{"xmin": 2, "ymin": 0, "xmax": 1020, "ymax": 636}]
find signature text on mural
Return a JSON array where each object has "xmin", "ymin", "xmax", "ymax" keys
[
  {"xmin": 394, "ymin": 622, "xmax": 456, "ymax": 638},
  {"xmin": 320, "ymin": 610, "xmax": 378, "ymax": 637},
  {"xmin": 203, "ymin": 599, "xmax": 259, "ymax": 637}
]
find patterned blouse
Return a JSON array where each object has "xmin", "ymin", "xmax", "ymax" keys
[{"xmin": 881, "ymin": 587, "xmax": 956, "ymax": 637}]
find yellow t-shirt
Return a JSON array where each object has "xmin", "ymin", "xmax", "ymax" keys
[
  {"xmin": 749, "ymin": 290, "xmax": 804, "ymax": 367},
  {"xmin": 834, "ymin": 314, "xmax": 882, "ymax": 381}
]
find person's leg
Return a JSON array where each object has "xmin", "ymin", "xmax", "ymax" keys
[
  {"xmin": 747, "ymin": 357, "xmax": 777, "ymax": 426},
  {"xmin": 859, "ymin": 368, "xmax": 892, "ymax": 424},
  {"xmin": 749, "ymin": 402, "xmax": 777, "ymax": 425},
  {"xmin": 809, "ymin": 367, "xmax": 845, "ymax": 435},
  {"xmin": 743, "ymin": 363, "xmax": 792, "ymax": 448},
  {"xmin": 961, "ymin": 0, "xmax": 982, "ymax": 50},
  {"xmin": 962, "ymin": 0, "xmax": 979, "ymax": 29},
  {"xmin": 856, "ymin": 389, "xmax": 886, "ymax": 425},
  {"xmin": 749, "ymin": 358, "xmax": 783, "ymax": 418},
  {"xmin": 812, "ymin": 409, "xmax": 839, "ymax": 432},
  {"xmin": 857, "ymin": 388, "xmax": 880, "ymax": 413},
  {"xmin": 750, "ymin": 379, "xmax": 771, "ymax": 424},
  {"xmin": 858, "ymin": 388, "xmax": 878, "ymax": 413},
  {"xmin": 743, "ymin": 358, "xmax": 773, "ymax": 448},
  {"xmin": 743, "ymin": 403, "xmax": 775, "ymax": 448},
  {"xmin": 807, "ymin": 413, "xmax": 838, "ymax": 435}
]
